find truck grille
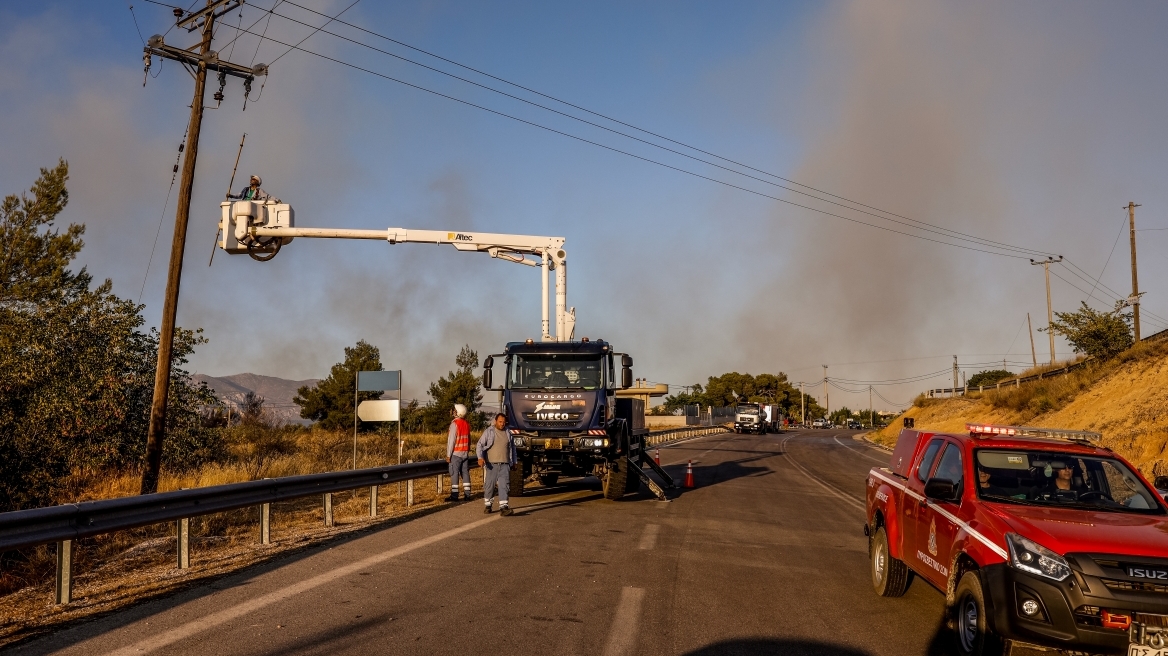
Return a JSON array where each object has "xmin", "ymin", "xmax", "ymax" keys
[
  {"xmin": 1103, "ymin": 578, "xmax": 1168, "ymax": 594},
  {"xmin": 528, "ymin": 420, "xmax": 579, "ymax": 428}
]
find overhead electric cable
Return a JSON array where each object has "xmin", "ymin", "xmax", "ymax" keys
[
  {"xmin": 231, "ymin": 28, "xmax": 1039, "ymax": 259},
  {"xmin": 278, "ymin": 0, "xmax": 1059, "ymax": 260}
]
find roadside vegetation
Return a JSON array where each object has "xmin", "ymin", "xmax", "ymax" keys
[{"xmin": 655, "ymin": 371, "xmax": 826, "ymax": 419}]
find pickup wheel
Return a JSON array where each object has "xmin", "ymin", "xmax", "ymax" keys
[
  {"xmin": 602, "ymin": 462, "xmax": 628, "ymax": 500},
  {"xmin": 871, "ymin": 526, "xmax": 911, "ymax": 597},
  {"xmin": 508, "ymin": 465, "xmax": 526, "ymax": 498},
  {"xmin": 953, "ymin": 571, "xmax": 1005, "ymax": 656}
]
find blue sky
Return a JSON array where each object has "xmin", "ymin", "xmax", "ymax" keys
[{"xmin": 3, "ymin": 1, "xmax": 1168, "ymax": 411}]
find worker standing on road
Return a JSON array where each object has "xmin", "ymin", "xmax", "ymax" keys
[
  {"xmin": 476, "ymin": 413, "xmax": 516, "ymax": 516},
  {"xmin": 446, "ymin": 404, "xmax": 472, "ymax": 501}
]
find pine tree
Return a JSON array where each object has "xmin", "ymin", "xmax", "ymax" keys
[{"xmin": 293, "ymin": 340, "xmax": 384, "ymax": 431}]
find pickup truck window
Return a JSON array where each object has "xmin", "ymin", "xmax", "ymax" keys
[
  {"xmin": 916, "ymin": 439, "xmax": 943, "ymax": 483},
  {"xmin": 974, "ymin": 449, "xmax": 1164, "ymax": 513},
  {"xmin": 933, "ymin": 444, "xmax": 964, "ymax": 493}
]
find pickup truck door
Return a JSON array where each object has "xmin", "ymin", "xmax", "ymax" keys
[
  {"xmin": 913, "ymin": 441, "xmax": 966, "ymax": 588},
  {"xmin": 902, "ymin": 438, "xmax": 943, "ymax": 580}
]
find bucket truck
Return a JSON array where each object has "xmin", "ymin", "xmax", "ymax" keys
[{"xmin": 218, "ymin": 200, "xmax": 671, "ymax": 500}]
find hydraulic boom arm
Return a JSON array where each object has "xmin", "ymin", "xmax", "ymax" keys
[{"xmin": 217, "ymin": 200, "xmax": 574, "ymax": 341}]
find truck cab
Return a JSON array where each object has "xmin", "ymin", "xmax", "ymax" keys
[
  {"xmin": 735, "ymin": 403, "xmax": 767, "ymax": 434},
  {"xmin": 483, "ymin": 338, "xmax": 655, "ymax": 500},
  {"xmin": 865, "ymin": 423, "xmax": 1168, "ymax": 656}
]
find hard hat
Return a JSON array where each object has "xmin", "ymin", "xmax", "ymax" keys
[
  {"xmin": 250, "ymin": 175, "xmax": 262, "ymax": 185},
  {"xmin": 453, "ymin": 403, "xmax": 467, "ymax": 418}
]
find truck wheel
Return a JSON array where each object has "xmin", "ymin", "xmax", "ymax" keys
[
  {"xmin": 953, "ymin": 571, "xmax": 1005, "ymax": 656},
  {"xmin": 602, "ymin": 463, "xmax": 627, "ymax": 500},
  {"xmin": 538, "ymin": 473, "xmax": 559, "ymax": 487},
  {"xmin": 508, "ymin": 465, "xmax": 525, "ymax": 498},
  {"xmin": 871, "ymin": 526, "xmax": 911, "ymax": 597}
]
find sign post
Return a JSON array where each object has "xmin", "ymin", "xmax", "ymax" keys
[{"xmin": 355, "ymin": 370, "xmax": 402, "ymax": 470}]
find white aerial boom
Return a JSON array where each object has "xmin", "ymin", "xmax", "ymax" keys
[{"xmin": 218, "ymin": 200, "xmax": 574, "ymax": 341}]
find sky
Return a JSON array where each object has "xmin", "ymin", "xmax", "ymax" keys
[{"xmin": 2, "ymin": 0, "xmax": 1168, "ymax": 413}]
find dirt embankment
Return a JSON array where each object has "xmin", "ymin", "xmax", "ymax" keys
[{"xmin": 872, "ymin": 339, "xmax": 1168, "ymax": 477}]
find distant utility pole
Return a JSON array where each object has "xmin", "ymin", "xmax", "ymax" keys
[
  {"xmin": 1027, "ymin": 313, "xmax": 1037, "ymax": 368},
  {"xmin": 952, "ymin": 355, "xmax": 958, "ymax": 397},
  {"xmin": 868, "ymin": 385, "xmax": 873, "ymax": 428},
  {"xmin": 800, "ymin": 382, "xmax": 805, "ymax": 425},
  {"xmin": 139, "ymin": 0, "xmax": 267, "ymax": 495},
  {"xmin": 1127, "ymin": 202, "xmax": 1142, "ymax": 341},
  {"xmin": 822, "ymin": 365, "xmax": 828, "ymax": 420},
  {"xmin": 1030, "ymin": 255, "xmax": 1063, "ymax": 366}
]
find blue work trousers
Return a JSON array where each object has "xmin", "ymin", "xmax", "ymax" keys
[
  {"xmin": 482, "ymin": 462, "xmax": 511, "ymax": 507},
  {"xmin": 449, "ymin": 454, "xmax": 471, "ymax": 493}
]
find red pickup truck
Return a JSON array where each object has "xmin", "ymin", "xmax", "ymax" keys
[{"xmin": 865, "ymin": 423, "xmax": 1168, "ymax": 656}]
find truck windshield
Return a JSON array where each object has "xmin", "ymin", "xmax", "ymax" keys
[
  {"xmin": 509, "ymin": 354, "xmax": 604, "ymax": 390},
  {"xmin": 975, "ymin": 449, "xmax": 1164, "ymax": 514},
  {"xmin": 737, "ymin": 406, "xmax": 759, "ymax": 415}
]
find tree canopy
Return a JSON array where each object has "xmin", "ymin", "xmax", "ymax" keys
[
  {"xmin": 968, "ymin": 369, "xmax": 1013, "ymax": 387},
  {"xmin": 293, "ymin": 340, "xmax": 384, "ymax": 431},
  {"xmin": 0, "ymin": 162, "xmax": 219, "ymax": 511},
  {"xmin": 1045, "ymin": 301, "xmax": 1133, "ymax": 360},
  {"xmin": 659, "ymin": 371, "xmax": 825, "ymax": 420}
]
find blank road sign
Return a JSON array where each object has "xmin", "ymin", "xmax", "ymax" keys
[
  {"xmin": 357, "ymin": 370, "xmax": 400, "ymax": 391},
  {"xmin": 357, "ymin": 399, "xmax": 400, "ymax": 422}
]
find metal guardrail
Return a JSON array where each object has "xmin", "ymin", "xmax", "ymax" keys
[
  {"xmin": 645, "ymin": 425, "xmax": 729, "ymax": 447},
  {"xmin": 1, "ymin": 424, "xmax": 732, "ymax": 606},
  {"xmin": 927, "ymin": 358, "xmax": 1091, "ymax": 397}
]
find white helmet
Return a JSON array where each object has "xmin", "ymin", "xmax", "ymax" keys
[{"xmin": 453, "ymin": 403, "xmax": 467, "ymax": 418}]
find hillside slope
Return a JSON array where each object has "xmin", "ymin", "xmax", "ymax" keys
[
  {"xmin": 874, "ymin": 340, "xmax": 1168, "ymax": 477},
  {"xmin": 194, "ymin": 373, "xmax": 319, "ymax": 425}
]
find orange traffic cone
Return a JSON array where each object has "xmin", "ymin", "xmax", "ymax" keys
[
  {"xmin": 655, "ymin": 449, "xmax": 661, "ymax": 465},
  {"xmin": 684, "ymin": 460, "xmax": 695, "ymax": 488}
]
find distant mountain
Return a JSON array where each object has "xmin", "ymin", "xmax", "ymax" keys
[{"xmin": 193, "ymin": 373, "xmax": 320, "ymax": 426}]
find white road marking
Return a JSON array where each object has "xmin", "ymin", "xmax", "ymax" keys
[
  {"xmin": 105, "ymin": 516, "xmax": 499, "ymax": 655},
  {"xmin": 780, "ymin": 435, "xmax": 865, "ymax": 510},
  {"xmin": 638, "ymin": 524, "xmax": 660, "ymax": 550},
  {"xmin": 602, "ymin": 586, "xmax": 646, "ymax": 656},
  {"xmin": 833, "ymin": 436, "xmax": 889, "ymax": 464}
]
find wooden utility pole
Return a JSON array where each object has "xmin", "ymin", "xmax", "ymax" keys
[
  {"xmin": 952, "ymin": 355, "xmax": 958, "ymax": 397},
  {"xmin": 1127, "ymin": 202, "xmax": 1142, "ymax": 341},
  {"xmin": 800, "ymin": 381, "xmax": 805, "ymax": 426},
  {"xmin": 1027, "ymin": 313, "xmax": 1037, "ymax": 368},
  {"xmin": 140, "ymin": 0, "xmax": 265, "ymax": 494},
  {"xmin": 822, "ymin": 366, "xmax": 828, "ymax": 421},
  {"xmin": 868, "ymin": 385, "xmax": 872, "ymax": 428},
  {"xmin": 1030, "ymin": 256, "xmax": 1062, "ymax": 367}
]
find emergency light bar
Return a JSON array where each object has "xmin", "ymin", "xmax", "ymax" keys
[{"xmin": 966, "ymin": 423, "xmax": 1103, "ymax": 444}]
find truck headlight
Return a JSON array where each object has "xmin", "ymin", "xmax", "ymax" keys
[
  {"xmin": 581, "ymin": 438, "xmax": 609, "ymax": 448},
  {"xmin": 1006, "ymin": 533, "xmax": 1070, "ymax": 581},
  {"xmin": 513, "ymin": 436, "xmax": 526, "ymax": 447}
]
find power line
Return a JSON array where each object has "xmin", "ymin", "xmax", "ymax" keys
[
  {"xmin": 277, "ymin": 0, "xmax": 1058, "ymax": 261},
  {"xmin": 229, "ymin": 27, "xmax": 1044, "ymax": 260}
]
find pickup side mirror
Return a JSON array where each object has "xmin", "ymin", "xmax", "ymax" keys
[
  {"xmin": 924, "ymin": 477, "xmax": 958, "ymax": 502},
  {"xmin": 903, "ymin": 417, "xmax": 915, "ymax": 429},
  {"xmin": 1155, "ymin": 476, "xmax": 1168, "ymax": 491}
]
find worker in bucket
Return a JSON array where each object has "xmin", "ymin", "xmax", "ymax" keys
[
  {"xmin": 476, "ymin": 413, "xmax": 516, "ymax": 516},
  {"xmin": 228, "ymin": 174, "xmax": 270, "ymax": 201},
  {"xmin": 445, "ymin": 404, "xmax": 472, "ymax": 501}
]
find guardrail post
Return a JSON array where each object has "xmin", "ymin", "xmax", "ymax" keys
[
  {"xmin": 177, "ymin": 517, "xmax": 190, "ymax": 569},
  {"xmin": 407, "ymin": 460, "xmax": 414, "ymax": 507},
  {"xmin": 260, "ymin": 503, "xmax": 271, "ymax": 544},
  {"xmin": 55, "ymin": 540, "xmax": 73, "ymax": 605},
  {"xmin": 369, "ymin": 486, "xmax": 378, "ymax": 517},
  {"xmin": 436, "ymin": 474, "xmax": 442, "ymax": 496},
  {"xmin": 1016, "ymin": 378, "xmax": 1020, "ymax": 388},
  {"xmin": 324, "ymin": 493, "xmax": 334, "ymax": 527}
]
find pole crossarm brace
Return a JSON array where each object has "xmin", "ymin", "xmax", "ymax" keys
[
  {"xmin": 177, "ymin": 0, "xmax": 244, "ymax": 32},
  {"xmin": 145, "ymin": 38, "xmax": 269, "ymax": 80}
]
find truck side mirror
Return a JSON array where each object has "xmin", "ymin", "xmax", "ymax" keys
[
  {"xmin": 924, "ymin": 477, "xmax": 958, "ymax": 502},
  {"xmin": 621, "ymin": 366, "xmax": 632, "ymax": 389},
  {"xmin": 483, "ymin": 368, "xmax": 492, "ymax": 390}
]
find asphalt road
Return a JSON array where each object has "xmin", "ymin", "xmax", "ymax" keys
[{"xmin": 17, "ymin": 430, "xmax": 966, "ymax": 656}]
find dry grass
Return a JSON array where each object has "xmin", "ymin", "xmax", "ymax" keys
[
  {"xmin": 875, "ymin": 340, "xmax": 1168, "ymax": 476},
  {"xmin": 0, "ymin": 428, "xmax": 481, "ymax": 648}
]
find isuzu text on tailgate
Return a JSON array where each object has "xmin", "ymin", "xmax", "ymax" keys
[{"xmin": 864, "ymin": 423, "xmax": 1168, "ymax": 656}]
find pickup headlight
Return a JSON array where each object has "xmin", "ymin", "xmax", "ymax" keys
[
  {"xmin": 1006, "ymin": 533, "xmax": 1071, "ymax": 581},
  {"xmin": 581, "ymin": 438, "xmax": 609, "ymax": 448}
]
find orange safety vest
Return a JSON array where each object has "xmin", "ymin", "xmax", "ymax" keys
[{"xmin": 452, "ymin": 418, "xmax": 470, "ymax": 453}]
